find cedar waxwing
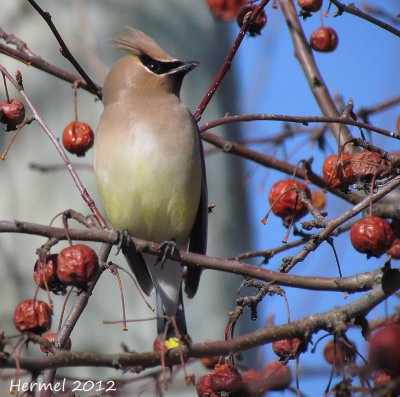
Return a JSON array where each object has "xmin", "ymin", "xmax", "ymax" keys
[{"xmin": 94, "ymin": 28, "xmax": 207, "ymax": 340}]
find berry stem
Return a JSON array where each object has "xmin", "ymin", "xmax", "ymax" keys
[
  {"xmin": 282, "ymin": 192, "xmax": 299, "ymax": 243},
  {"xmin": 113, "ymin": 265, "xmax": 128, "ymax": 331},
  {"xmin": 369, "ymin": 168, "xmax": 380, "ymax": 217},
  {"xmin": 2, "ymin": 72, "xmax": 10, "ymax": 102},
  {"xmin": 73, "ymin": 80, "xmax": 79, "ymax": 121},
  {"xmin": 0, "ymin": 117, "xmax": 34, "ymax": 161},
  {"xmin": 261, "ymin": 186, "xmax": 297, "ymax": 225},
  {"xmin": 58, "ymin": 287, "xmax": 75, "ymax": 331},
  {"xmin": 324, "ymin": 0, "xmax": 332, "ymax": 18},
  {"xmin": 61, "ymin": 215, "xmax": 73, "ymax": 247}
]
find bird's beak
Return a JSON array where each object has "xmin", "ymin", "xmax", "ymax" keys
[{"xmin": 168, "ymin": 61, "xmax": 199, "ymax": 75}]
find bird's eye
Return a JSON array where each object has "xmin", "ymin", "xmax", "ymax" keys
[
  {"xmin": 139, "ymin": 54, "xmax": 184, "ymax": 75},
  {"xmin": 148, "ymin": 61, "xmax": 162, "ymax": 74}
]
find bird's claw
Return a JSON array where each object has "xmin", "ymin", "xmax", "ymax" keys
[
  {"xmin": 115, "ymin": 229, "xmax": 132, "ymax": 255},
  {"xmin": 156, "ymin": 240, "xmax": 177, "ymax": 267}
]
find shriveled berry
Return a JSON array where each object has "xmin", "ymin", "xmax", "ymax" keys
[
  {"xmin": 242, "ymin": 369, "xmax": 265, "ymax": 396},
  {"xmin": 322, "ymin": 153, "xmax": 355, "ymax": 190},
  {"xmin": 350, "ymin": 216, "xmax": 394, "ymax": 258},
  {"xmin": 14, "ymin": 299, "xmax": 52, "ymax": 334},
  {"xmin": 368, "ymin": 325, "xmax": 400, "ymax": 376},
  {"xmin": 373, "ymin": 370, "xmax": 392, "ymax": 387},
  {"xmin": 57, "ymin": 244, "xmax": 98, "ymax": 287},
  {"xmin": 323, "ymin": 339, "xmax": 356, "ymax": 369},
  {"xmin": 209, "ymin": 364, "xmax": 243, "ymax": 394},
  {"xmin": 331, "ymin": 379, "xmax": 352, "ymax": 397},
  {"xmin": 196, "ymin": 373, "xmax": 215, "ymax": 397},
  {"xmin": 206, "ymin": 0, "xmax": 246, "ymax": 21},
  {"xmin": 372, "ymin": 369, "xmax": 400, "ymax": 395},
  {"xmin": 0, "ymin": 99, "xmax": 25, "ymax": 126},
  {"xmin": 351, "ymin": 150, "xmax": 390, "ymax": 180},
  {"xmin": 196, "ymin": 364, "xmax": 243, "ymax": 397},
  {"xmin": 272, "ymin": 337, "xmax": 304, "ymax": 361},
  {"xmin": 262, "ymin": 361, "xmax": 292, "ymax": 391},
  {"xmin": 387, "ymin": 238, "xmax": 400, "ymax": 259},
  {"xmin": 237, "ymin": 5, "xmax": 267, "ymax": 36},
  {"xmin": 201, "ymin": 356, "xmax": 221, "ymax": 369},
  {"xmin": 268, "ymin": 179, "xmax": 311, "ymax": 223},
  {"xmin": 40, "ymin": 332, "xmax": 72, "ymax": 353},
  {"xmin": 62, "ymin": 121, "xmax": 94, "ymax": 156},
  {"xmin": 33, "ymin": 254, "xmax": 64, "ymax": 294},
  {"xmin": 390, "ymin": 151, "xmax": 400, "ymax": 172},
  {"xmin": 311, "ymin": 190, "xmax": 326, "ymax": 210},
  {"xmin": 153, "ymin": 336, "xmax": 165, "ymax": 352},
  {"xmin": 298, "ymin": 0, "xmax": 322, "ymax": 12},
  {"xmin": 310, "ymin": 27, "xmax": 338, "ymax": 52}
]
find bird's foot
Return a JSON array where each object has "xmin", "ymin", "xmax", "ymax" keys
[
  {"xmin": 115, "ymin": 229, "xmax": 132, "ymax": 255},
  {"xmin": 156, "ymin": 240, "xmax": 177, "ymax": 268}
]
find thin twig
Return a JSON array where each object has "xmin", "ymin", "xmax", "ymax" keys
[
  {"xmin": 278, "ymin": 0, "xmax": 352, "ymax": 143},
  {"xmin": 26, "ymin": 0, "xmax": 102, "ymax": 100},
  {"xmin": 199, "ymin": 112, "xmax": 398, "ymax": 140},
  {"xmin": 330, "ymin": 0, "xmax": 400, "ymax": 38},
  {"xmin": 194, "ymin": 0, "xmax": 271, "ymax": 121},
  {"xmin": 3, "ymin": 271, "xmax": 399, "ymax": 372},
  {"xmin": 0, "ymin": 64, "xmax": 107, "ymax": 228}
]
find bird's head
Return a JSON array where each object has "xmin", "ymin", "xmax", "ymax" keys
[{"xmin": 103, "ymin": 28, "xmax": 198, "ymax": 104}]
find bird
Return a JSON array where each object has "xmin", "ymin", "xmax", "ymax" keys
[{"xmin": 93, "ymin": 28, "xmax": 207, "ymax": 344}]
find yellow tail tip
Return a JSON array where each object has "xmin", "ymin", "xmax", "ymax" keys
[{"xmin": 165, "ymin": 337, "xmax": 180, "ymax": 350}]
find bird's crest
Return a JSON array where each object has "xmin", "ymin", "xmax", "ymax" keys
[{"xmin": 113, "ymin": 28, "xmax": 175, "ymax": 62}]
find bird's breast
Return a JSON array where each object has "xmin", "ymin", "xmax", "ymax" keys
[{"xmin": 94, "ymin": 103, "xmax": 201, "ymax": 247}]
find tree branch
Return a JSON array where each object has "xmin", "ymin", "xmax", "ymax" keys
[
  {"xmin": 278, "ymin": 0, "xmax": 352, "ymax": 144},
  {"xmin": 3, "ymin": 267, "xmax": 399, "ymax": 372},
  {"xmin": 0, "ymin": 219, "xmax": 386, "ymax": 293}
]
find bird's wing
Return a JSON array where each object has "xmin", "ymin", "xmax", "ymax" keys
[
  {"xmin": 185, "ymin": 129, "xmax": 208, "ymax": 298},
  {"xmin": 122, "ymin": 246, "xmax": 154, "ymax": 296}
]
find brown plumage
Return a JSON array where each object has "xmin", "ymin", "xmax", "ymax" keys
[{"xmin": 94, "ymin": 28, "xmax": 207, "ymax": 338}]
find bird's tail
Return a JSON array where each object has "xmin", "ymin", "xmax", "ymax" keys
[{"xmin": 156, "ymin": 287, "xmax": 188, "ymax": 342}]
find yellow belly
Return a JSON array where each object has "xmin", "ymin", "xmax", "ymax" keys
[{"xmin": 94, "ymin": 119, "xmax": 201, "ymax": 247}]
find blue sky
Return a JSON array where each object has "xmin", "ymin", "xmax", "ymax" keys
[{"xmin": 231, "ymin": 1, "xmax": 400, "ymax": 394}]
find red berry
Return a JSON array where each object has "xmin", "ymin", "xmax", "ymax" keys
[
  {"xmin": 311, "ymin": 190, "xmax": 326, "ymax": 210},
  {"xmin": 351, "ymin": 150, "xmax": 390, "ymax": 180},
  {"xmin": 62, "ymin": 121, "xmax": 94, "ymax": 156},
  {"xmin": 350, "ymin": 216, "xmax": 394, "ymax": 258},
  {"xmin": 323, "ymin": 339, "xmax": 356, "ymax": 369},
  {"xmin": 241, "ymin": 368, "xmax": 264, "ymax": 394},
  {"xmin": 387, "ymin": 238, "xmax": 400, "ymax": 259},
  {"xmin": 373, "ymin": 370, "xmax": 392, "ymax": 387},
  {"xmin": 14, "ymin": 299, "xmax": 52, "ymax": 334},
  {"xmin": 322, "ymin": 153, "xmax": 355, "ymax": 190},
  {"xmin": 262, "ymin": 361, "xmax": 292, "ymax": 391},
  {"xmin": 310, "ymin": 27, "xmax": 338, "ymax": 52},
  {"xmin": 0, "ymin": 99, "xmax": 25, "ymax": 126},
  {"xmin": 57, "ymin": 244, "xmax": 98, "ymax": 287},
  {"xmin": 33, "ymin": 254, "xmax": 64, "ymax": 293},
  {"xmin": 40, "ymin": 332, "xmax": 72, "ymax": 353},
  {"xmin": 209, "ymin": 364, "xmax": 243, "ymax": 394},
  {"xmin": 272, "ymin": 337, "xmax": 304, "ymax": 360},
  {"xmin": 298, "ymin": 0, "xmax": 322, "ymax": 12},
  {"xmin": 268, "ymin": 179, "xmax": 311, "ymax": 223},
  {"xmin": 153, "ymin": 336, "xmax": 168, "ymax": 353},
  {"xmin": 196, "ymin": 364, "xmax": 243, "ymax": 397},
  {"xmin": 368, "ymin": 325, "xmax": 400, "ymax": 376},
  {"xmin": 237, "ymin": 5, "xmax": 267, "ymax": 36},
  {"xmin": 196, "ymin": 373, "xmax": 215, "ymax": 397},
  {"xmin": 201, "ymin": 356, "xmax": 221, "ymax": 369},
  {"xmin": 206, "ymin": 0, "xmax": 246, "ymax": 21}
]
